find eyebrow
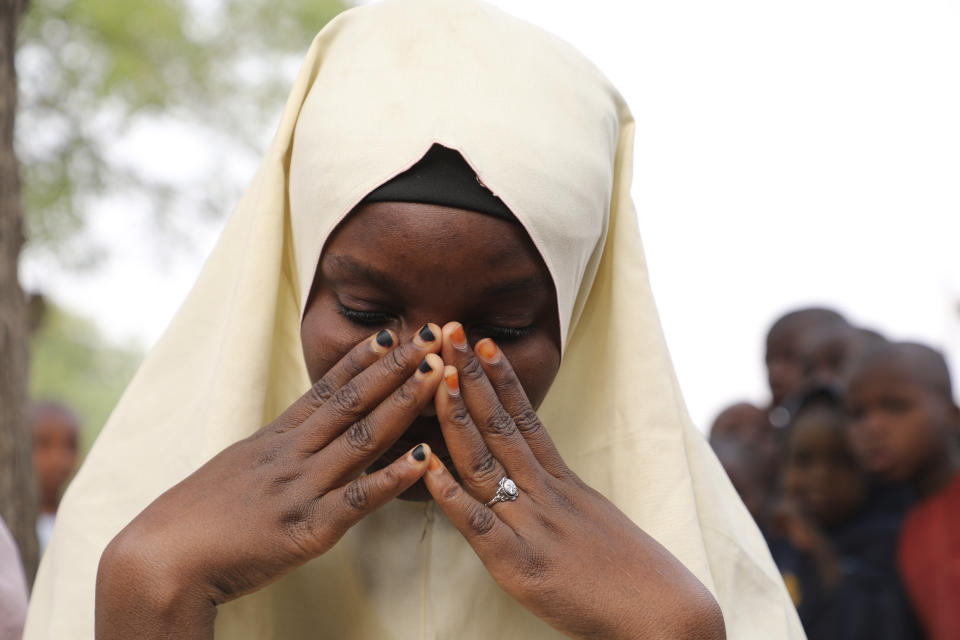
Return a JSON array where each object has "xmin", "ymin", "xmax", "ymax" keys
[
  {"xmin": 324, "ymin": 255, "xmax": 404, "ymax": 291},
  {"xmin": 479, "ymin": 277, "xmax": 545, "ymax": 298},
  {"xmin": 325, "ymin": 254, "xmax": 548, "ymax": 300}
]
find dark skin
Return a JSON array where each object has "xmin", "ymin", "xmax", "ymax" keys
[
  {"xmin": 710, "ymin": 437, "xmax": 768, "ymax": 523},
  {"xmin": 31, "ymin": 405, "xmax": 80, "ymax": 514},
  {"xmin": 765, "ymin": 312, "xmax": 847, "ymax": 406},
  {"xmin": 782, "ymin": 406, "xmax": 865, "ymax": 527},
  {"xmin": 844, "ymin": 346, "xmax": 960, "ymax": 498},
  {"xmin": 96, "ymin": 202, "xmax": 725, "ymax": 640},
  {"xmin": 766, "ymin": 329, "xmax": 809, "ymax": 407},
  {"xmin": 772, "ymin": 406, "xmax": 865, "ymax": 591},
  {"xmin": 801, "ymin": 325, "xmax": 857, "ymax": 390},
  {"xmin": 709, "ymin": 402, "xmax": 779, "ymax": 491}
]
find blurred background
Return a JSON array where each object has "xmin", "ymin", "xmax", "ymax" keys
[
  {"xmin": 14, "ymin": 0, "xmax": 960, "ymax": 448},
  {"xmin": 1, "ymin": 0, "xmax": 958, "ymax": 636}
]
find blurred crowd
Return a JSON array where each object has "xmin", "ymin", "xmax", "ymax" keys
[{"xmin": 710, "ymin": 308, "xmax": 959, "ymax": 640}]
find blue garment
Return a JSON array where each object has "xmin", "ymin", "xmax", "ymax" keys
[{"xmin": 769, "ymin": 483, "xmax": 924, "ymax": 640}]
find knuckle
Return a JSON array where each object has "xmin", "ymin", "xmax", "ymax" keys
[
  {"xmin": 381, "ymin": 346, "xmax": 409, "ymax": 376},
  {"xmin": 491, "ymin": 368, "xmax": 520, "ymax": 394},
  {"xmin": 343, "ymin": 350, "xmax": 367, "ymax": 377},
  {"xmin": 307, "ymin": 378, "xmax": 337, "ymax": 408},
  {"xmin": 513, "ymin": 408, "xmax": 542, "ymax": 435},
  {"xmin": 330, "ymin": 384, "xmax": 363, "ymax": 418},
  {"xmin": 459, "ymin": 355, "xmax": 486, "ymax": 382},
  {"xmin": 279, "ymin": 498, "xmax": 315, "ymax": 535},
  {"xmin": 268, "ymin": 467, "xmax": 303, "ymax": 494},
  {"xmin": 440, "ymin": 481, "xmax": 462, "ymax": 503},
  {"xmin": 517, "ymin": 549, "xmax": 550, "ymax": 582},
  {"xmin": 392, "ymin": 381, "xmax": 418, "ymax": 410},
  {"xmin": 467, "ymin": 505, "xmax": 497, "ymax": 536},
  {"xmin": 483, "ymin": 406, "xmax": 516, "ymax": 437},
  {"xmin": 535, "ymin": 512, "xmax": 565, "ymax": 538},
  {"xmin": 470, "ymin": 450, "xmax": 500, "ymax": 482},
  {"xmin": 447, "ymin": 403, "xmax": 472, "ymax": 428},
  {"xmin": 255, "ymin": 444, "xmax": 283, "ymax": 467},
  {"xmin": 342, "ymin": 480, "xmax": 370, "ymax": 512},
  {"xmin": 345, "ymin": 417, "xmax": 377, "ymax": 454},
  {"xmin": 377, "ymin": 465, "xmax": 402, "ymax": 493},
  {"xmin": 545, "ymin": 480, "xmax": 579, "ymax": 513}
]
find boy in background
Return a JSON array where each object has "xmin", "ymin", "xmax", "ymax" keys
[
  {"xmin": 769, "ymin": 387, "xmax": 921, "ymax": 640},
  {"xmin": 765, "ymin": 307, "xmax": 848, "ymax": 426},
  {"xmin": 802, "ymin": 324, "xmax": 887, "ymax": 392},
  {"xmin": 31, "ymin": 401, "xmax": 80, "ymax": 554},
  {"xmin": 709, "ymin": 402, "xmax": 779, "ymax": 526},
  {"xmin": 845, "ymin": 342, "xmax": 960, "ymax": 640}
]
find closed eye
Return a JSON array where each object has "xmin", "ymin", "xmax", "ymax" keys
[
  {"xmin": 473, "ymin": 324, "xmax": 535, "ymax": 341},
  {"xmin": 338, "ymin": 303, "xmax": 391, "ymax": 327}
]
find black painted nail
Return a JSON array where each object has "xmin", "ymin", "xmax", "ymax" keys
[
  {"xmin": 418, "ymin": 324, "xmax": 435, "ymax": 342},
  {"xmin": 376, "ymin": 329, "xmax": 393, "ymax": 347},
  {"xmin": 418, "ymin": 358, "xmax": 433, "ymax": 374},
  {"xmin": 412, "ymin": 444, "xmax": 426, "ymax": 461}
]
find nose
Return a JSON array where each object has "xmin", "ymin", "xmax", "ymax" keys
[{"xmin": 862, "ymin": 411, "xmax": 888, "ymax": 437}]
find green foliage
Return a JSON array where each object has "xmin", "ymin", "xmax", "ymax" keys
[
  {"xmin": 17, "ymin": 0, "xmax": 347, "ymax": 262},
  {"xmin": 28, "ymin": 302, "xmax": 143, "ymax": 452}
]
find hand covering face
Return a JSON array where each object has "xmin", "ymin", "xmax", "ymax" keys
[{"xmin": 25, "ymin": 0, "xmax": 805, "ymax": 637}]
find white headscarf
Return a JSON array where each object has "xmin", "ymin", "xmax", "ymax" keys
[{"xmin": 26, "ymin": 0, "xmax": 804, "ymax": 637}]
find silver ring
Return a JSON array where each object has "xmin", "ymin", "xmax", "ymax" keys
[{"xmin": 485, "ymin": 477, "xmax": 519, "ymax": 507}]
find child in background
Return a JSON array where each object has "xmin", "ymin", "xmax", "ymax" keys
[
  {"xmin": 765, "ymin": 307, "xmax": 849, "ymax": 426},
  {"xmin": 770, "ymin": 387, "xmax": 921, "ymax": 640},
  {"xmin": 30, "ymin": 402, "xmax": 79, "ymax": 554},
  {"xmin": 845, "ymin": 342, "xmax": 960, "ymax": 640},
  {"xmin": 710, "ymin": 437, "xmax": 769, "ymax": 525},
  {"xmin": 802, "ymin": 324, "xmax": 887, "ymax": 392},
  {"xmin": 709, "ymin": 402, "xmax": 780, "ymax": 526}
]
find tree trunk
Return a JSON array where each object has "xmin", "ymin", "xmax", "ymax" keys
[{"xmin": 0, "ymin": 0, "xmax": 38, "ymax": 586}]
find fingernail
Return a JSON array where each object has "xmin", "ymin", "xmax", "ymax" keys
[
  {"xmin": 418, "ymin": 324, "xmax": 436, "ymax": 343},
  {"xmin": 376, "ymin": 329, "xmax": 394, "ymax": 348},
  {"xmin": 443, "ymin": 366, "xmax": 460, "ymax": 396},
  {"xmin": 449, "ymin": 324, "xmax": 467, "ymax": 350},
  {"xmin": 428, "ymin": 454, "xmax": 443, "ymax": 474},
  {"xmin": 418, "ymin": 358, "xmax": 433, "ymax": 374},
  {"xmin": 411, "ymin": 444, "xmax": 426, "ymax": 462},
  {"xmin": 476, "ymin": 339, "xmax": 500, "ymax": 364}
]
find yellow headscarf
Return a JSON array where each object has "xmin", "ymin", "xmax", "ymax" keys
[{"xmin": 26, "ymin": 0, "xmax": 804, "ymax": 637}]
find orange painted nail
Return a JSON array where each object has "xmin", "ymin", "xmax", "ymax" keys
[
  {"xmin": 444, "ymin": 367, "xmax": 460, "ymax": 396},
  {"xmin": 428, "ymin": 454, "xmax": 443, "ymax": 474},
  {"xmin": 476, "ymin": 339, "xmax": 500, "ymax": 363},
  {"xmin": 449, "ymin": 324, "xmax": 467, "ymax": 350}
]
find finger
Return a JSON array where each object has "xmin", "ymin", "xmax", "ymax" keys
[
  {"xmin": 471, "ymin": 337, "xmax": 567, "ymax": 477},
  {"xmin": 274, "ymin": 329, "xmax": 398, "ymax": 433},
  {"xmin": 434, "ymin": 364, "xmax": 510, "ymax": 500},
  {"xmin": 440, "ymin": 323, "xmax": 539, "ymax": 475},
  {"xmin": 422, "ymin": 453, "xmax": 518, "ymax": 562},
  {"xmin": 296, "ymin": 323, "xmax": 442, "ymax": 452},
  {"xmin": 315, "ymin": 443, "xmax": 432, "ymax": 550},
  {"xmin": 316, "ymin": 353, "xmax": 444, "ymax": 483}
]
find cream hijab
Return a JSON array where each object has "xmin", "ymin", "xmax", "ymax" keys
[{"xmin": 25, "ymin": 0, "xmax": 804, "ymax": 637}]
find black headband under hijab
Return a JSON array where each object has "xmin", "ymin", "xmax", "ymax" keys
[{"xmin": 360, "ymin": 144, "xmax": 518, "ymax": 223}]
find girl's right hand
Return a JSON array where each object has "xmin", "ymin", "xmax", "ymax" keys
[{"xmin": 95, "ymin": 325, "xmax": 444, "ymax": 639}]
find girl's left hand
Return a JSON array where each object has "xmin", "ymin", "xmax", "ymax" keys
[{"xmin": 422, "ymin": 323, "xmax": 725, "ymax": 640}]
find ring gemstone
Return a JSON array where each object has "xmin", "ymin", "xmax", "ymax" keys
[{"xmin": 501, "ymin": 478, "xmax": 518, "ymax": 497}]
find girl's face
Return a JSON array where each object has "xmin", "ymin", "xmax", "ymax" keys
[
  {"xmin": 782, "ymin": 406, "xmax": 865, "ymax": 526},
  {"xmin": 301, "ymin": 201, "xmax": 562, "ymax": 489}
]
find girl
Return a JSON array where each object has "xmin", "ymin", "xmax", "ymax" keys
[{"xmin": 26, "ymin": 1, "xmax": 802, "ymax": 637}]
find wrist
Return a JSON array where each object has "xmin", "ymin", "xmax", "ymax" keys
[
  {"xmin": 594, "ymin": 582, "xmax": 725, "ymax": 640},
  {"xmin": 96, "ymin": 531, "xmax": 216, "ymax": 639}
]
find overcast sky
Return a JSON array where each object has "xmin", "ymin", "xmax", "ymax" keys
[{"xmin": 21, "ymin": 0, "xmax": 960, "ymax": 431}]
